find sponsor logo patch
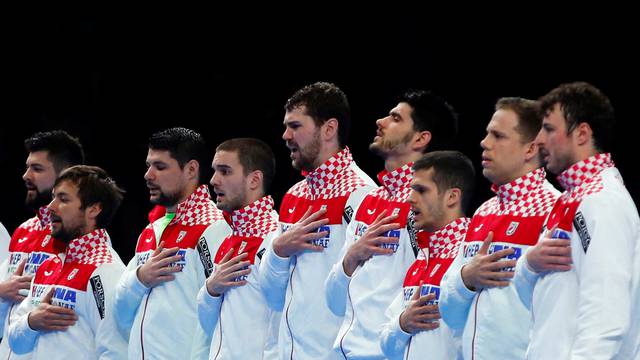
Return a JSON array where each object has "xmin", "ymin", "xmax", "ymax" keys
[
  {"xmin": 573, "ymin": 212, "xmax": 591, "ymax": 252},
  {"xmin": 90, "ymin": 275, "xmax": 105, "ymax": 319}
]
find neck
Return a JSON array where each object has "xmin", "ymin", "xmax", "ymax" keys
[
  {"xmin": 240, "ymin": 191, "xmax": 265, "ymax": 210},
  {"xmin": 383, "ymin": 151, "xmax": 422, "ymax": 172},
  {"xmin": 431, "ymin": 209, "xmax": 464, "ymax": 232},
  {"xmin": 572, "ymin": 145, "xmax": 600, "ymax": 166},
  {"xmin": 313, "ymin": 144, "xmax": 342, "ymax": 170},
  {"xmin": 166, "ymin": 182, "xmax": 199, "ymax": 212}
]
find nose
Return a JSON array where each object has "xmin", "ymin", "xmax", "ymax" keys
[
  {"xmin": 480, "ymin": 134, "xmax": 490, "ymax": 150},
  {"xmin": 144, "ymin": 167, "xmax": 154, "ymax": 181},
  {"xmin": 282, "ymin": 127, "xmax": 292, "ymax": 141},
  {"xmin": 47, "ymin": 197, "xmax": 58, "ymax": 213},
  {"xmin": 534, "ymin": 129, "xmax": 545, "ymax": 147},
  {"xmin": 210, "ymin": 171, "xmax": 220, "ymax": 187},
  {"xmin": 408, "ymin": 190, "xmax": 417, "ymax": 206},
  {"xmin": 22, "ymin": 167, "xmax": 31, "ymax": 182},
  {"xmin": 375, "ymin": 116, "xmax": 387, "ymax": 128}
]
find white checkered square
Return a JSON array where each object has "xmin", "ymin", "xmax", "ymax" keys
[
  {"xmin": 429, "ymin": 217, "xmax": 469, "ymax": 259},
  {"xmin": 65, "ymin": 228, "xmax": 112, "ymax": 266},
  {"xmin": 557, "ymin": 153, "xmax": 613, "ymax": 204},
  {"xmin": 287, "ymin": 147, "xmax": 371, "ymax": 200},
  {"xmin": 229, "ymin": 196, "xmax": 278, "ymax": 237},
  {"xmin": 172, "ymin": 185, "xmax": 224, "ymax": 226}
]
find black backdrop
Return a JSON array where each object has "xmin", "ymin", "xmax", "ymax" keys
[{"xmin": 2, "ymin": 13, "xmax": 637, "ymax": 262}]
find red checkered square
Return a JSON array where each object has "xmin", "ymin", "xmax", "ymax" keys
[
  {"xmin": 370, "ymin": 163, "xmax": 413, "ymax": 201},
  {"xmin": 65, "ymin": 228, "xmax": 113, "ymax": 266},
  {"xmin": 557, "ymin": 153, "xmax": 613, "ymax": 203},
  {"xmin": 478, "ymin": 168, "xmax": 558, "ymax": 217},
  {"xmin": 228, "ymin": 196, "xmax": 278, "ymax": 237},
  {"xmin": 429, "ymin": 217, "xmax": 470, "ymax": 259},
  {"xmin": 21, "ymin": 206, "xmax": 52, "ymax": 232},
  {"xmin": 172, "ymin": 185, "xmax": 224, "ymax": 226},
  {"xmin": 287, "ymin": 147, "xmax": 371, "ymax": 200}
]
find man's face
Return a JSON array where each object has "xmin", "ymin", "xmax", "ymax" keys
[
  {"xmin": 369, "ymin": 102, "xmax": 417, "ymax": 158},
  {"xmin": 144, "ymin": 149, "xmax": 188, "ymax": 207},
  {"xmin": 480, "ymin": 109, "xmax": 532, "ymax": 185},
  {"xmin": 48, "ymin": 180, "xmax": 87, "ymax": 242},
  {"xmin": 210, "ymin": 150, "xmax": 248, "ymax": 213},
  {"xmin": 23, "ymin": 151, "xmax": 58, "ymax": 210},
  {"xmin": 282, "ymin": 106, "xmax": 322, "ymax": 171},
  {"xmin": 408, "ymin": 168, "xmax": 446, "ymax": 232},
  {"xmin": 537, "ymin": 104, "xmax": 576, "ymax": 175}
]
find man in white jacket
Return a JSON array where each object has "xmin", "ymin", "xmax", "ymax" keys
[
  {"xmin": 259, "ymin": 82, "xmax": 376, "ymax": 359},
  {"xmin": 514, "ymin": 82, "xmax": 640, "ymax": 359},
  {"xmin": 8, "ymin": 165, "xmax": 127, "ymax": 359},
  {"xmin": 197, "ymin": 138, "xmax": 280, "ymax": 359},
  {"xmin": 439, "ymin": 98, "xmax": 559, "ymax": 360},
  {"xmin": 324, "ymin": 90, "xmax": 458, "ymax": 359},
  {"xmin": 380, "ymin": 151, "xmax": 475, "ymax": 360}
]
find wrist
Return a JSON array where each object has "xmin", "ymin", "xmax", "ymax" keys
[
  {"xmin": 342, "ymin": 255, "xmax": 358, "ymax": 277},
  {"xmin": 272, "ymin": 241, "xmax": 290, "ymax": 258},
  {"xmin": 461, "ymin": 265, "xmax": 476, "ymax": 291}
]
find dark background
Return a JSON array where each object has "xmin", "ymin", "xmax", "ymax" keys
[{"xmin": 2, "ymin": 13, "xmax": 637, "ymax": 262}]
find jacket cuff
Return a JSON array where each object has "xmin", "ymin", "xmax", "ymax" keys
[{"xmin": 454, "ymin": 266, "xmax": 477, "ymax": 299}]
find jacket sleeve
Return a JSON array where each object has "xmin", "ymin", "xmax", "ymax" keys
[
  {"xmin": 439, "ymin": 244, "xmax": 475, "ymax": 331},
  {"xmin": 196, "ymin": 285, "xmax": 222, "ymax": 336},
  {"xmin": 190, "ymin": 220, "xmax": 230, "ymax": 360},
  {"xmin": 93, "ymin": 260, "xmax": 129, "ymax": 359},
  {"xmin": 0, "ymin": 258, "xmax": 12, "ymax": 335},
  {"xmin": 0, "ymin": 223, "xmax": 9, "ymax": 264},
  {"xmin": 379, "ymin": 291, "xmax": 411, "ymax": 359},
  {"xmin": 513, "ymin": 250, "xmax": 540, "ymax": 310},
  {"xmin": 570, "ymin": 193, "xmax": 638, "ymax": 359},
  {"xmin": 324, "ymin": 186, "xmax": 371, "ymax": 316},
  {"xmin": 258, "ymin": 243, "xmax": 291, "ymax": 312},
  {"xmin": 7, "ymin": 276, "xmax": 40, "ymax": 354},
  {"xmin": 112, "ymin": 248, "xmax": 149, "ymax": 334}
]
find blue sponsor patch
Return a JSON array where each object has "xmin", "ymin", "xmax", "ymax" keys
[
  {"xmin": 53, "ymin": 287, "xmax": 77, "ymax": 310},
  {"xmin": 310, "ymin": 225, "xmax": 331, "ymax": 248}
]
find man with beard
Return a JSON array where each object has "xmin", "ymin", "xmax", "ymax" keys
[
  {"xmin": 324, "ymin": 90, "xmax": 458, "ymax": 359},
  {"xmin": 197, "ymin": 138, "xmax": 280, "ymax": 359},
  {"xmin": 113, "ymin": 127, "xmax": 231, "ymax": 359},
  {"xmin": 514, "ymin": 82, "xmax": 640, "ymax": 359},
  {"xmin": 439, "ymin": 98, "xmax": 560, "ymax": 360},
  {"xmin": 380, "ymin": 151, "xmax": 475, "ymax": 360},
  {"xmin": 7, "ymin": 165, "xmax": 127, "ymax": 358},
  {"xmin": 259, "ymin": 82, "xmax": 376, "ymax": 359},
  {"xmin": 0, "ymin": 131, "xmax": 83, "ymax": 359}
]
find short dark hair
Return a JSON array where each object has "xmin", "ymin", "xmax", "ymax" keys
[
  {"xmin": 539, "ymin": 82, "xmax": 615, "ymax": 152},
  {"xmin": 216, "ymin": 138, "xmax": 276, "ymax": 193},
  {"xmin": 55, "ymin": 165, "xmax": 125, "ymax": 228},
  {"xmin": 412, "ymin": 151, "xmax": 476, "ymax": 214},
  {"xmin": 495, "ymin": 97, "xmax": 542, "ymax": 143},
  {"xmin": 149, "ymin": 127, "xmax": 208, "ymax": 183},
  {"xmin": 399, "ymin": 90, "xmax": 459, "ymax": 151},
  {"xmin": 24, "ymin": 130, "xmax": 85, "ymax": 173},
  {"xmin": 285, "ymin": 82, "xmax": 351, "ymax": 148}
]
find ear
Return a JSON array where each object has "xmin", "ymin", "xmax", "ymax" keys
[
  {"xmin": 412, "ymin": 130, "xmax": 432, "ymax": 152},
  {"xmin": 573, "ymin": 122, "xmax": 593, "ymax": 146},
  {"xmin": 184, "ymin": 159, "xmax": 200, "ymax": 181},
  {"xmin": 322, "ymin": 118, "xmax": 339, "ymax": 142},
  {"xmin": 85, "ymin": 203, "xmax": 103, "ymax": 222},
  {"xmin": 523, "ymin": 140, "xmax": 539, "ymax": 163},
  {"xmin": 445, "ymin": 188, "xmax": 461, "ymax": 208},
  {"xmin": 247, "ymin": 170, "xmax": 264, "ymax": 193}
]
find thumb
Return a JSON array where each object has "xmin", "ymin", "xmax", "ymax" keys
[
  {"xmin": 412, "ymin": 280, "xmax": 424, "ymax": 301},
  {"xmin": 545, "ymin": 224, "xmax": 558, "ymax": 239},
  {"xmin": 478, "ymin": 231, "xmax": 494, "ymax": 255},
  {"xmin": 221, "ymin": 248, "xmax": 234, "ymax": 264},
  {"xmin": 43, "ymin": 287, "xmax": 55, "ymax": 304},
  {"xmin": 15, "ymin": 258, "xmax": 27, "ymax": 276}
]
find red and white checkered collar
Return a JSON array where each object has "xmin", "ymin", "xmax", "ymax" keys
[
  {"xmin": 557, "ymin": 153, "xmax": 614, "ymax": 191},
  {"xmin": 65, "ymin": 228, "xmax": 112, "ymax": 266},
  {"xmin": 37, "ymin": 206, "xmax": 52, "ymax": 227},
  {"xmin": 171, "ymin": 185, "xmax": 222, "ymax": 226},
  {"xmin": 491, "ymin": 168, "xmax": 547, "ymax": 205},
  {"xmin": 376, "ymin": 163, "xmax": 413, "ymax": 199},
  {"xmin": 425, "ymin": 217, "xmax": 470, "ymax": 259},
  {"xmin": 302, "ymin": 147, "xmax": 353, "ymax": 191},
  {"xmin": 224, "ymin": 196, "xmax": 275, "ymax": 232}
]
